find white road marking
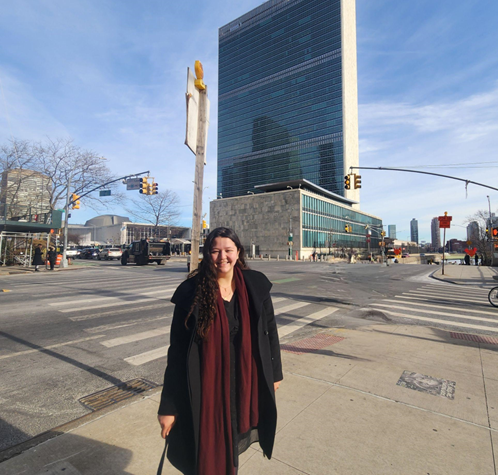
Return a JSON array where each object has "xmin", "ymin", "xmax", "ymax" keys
[
  {"xmin": 378, "ymin": 299, "xmax": 498, "ymax": 317},
  {"xmin": 274, "ymin": 302, "xmax": 310, "ymax": 315},
  {"xmin": 278, "ymin": 307, "xmax": 338, "ymax": 338},
  {"xmin": 401, "ymin": 292, "xmax": 486, "ymax": 304},
  {"xmin": 380, "ymin": 310, "xmax": 498, "ymax": 333},
  {"xmin": 371, "ymin": 303, "xmax": 498, "ymax": 324},
  {"xmin": 48, "ymin": 286, "xmax": 177, "ymax": 307},
  {"xmin": 271, "ymin": 297, "xmax": 288, "ymax": 304},
  {"xmin": 70, "ymin": 303, "xmax": 172, "ymax": 322},
  {"xmin": 101, "ymin": 327, "xmax": 171, "ymax": 348},
  {"xmin": 0, "ymin": 335, "xmax": 105, "ymax": 360},
  {"xmin": 85, "ymin": 315, "xmax": 170, "ymax": 333},
  {"xmin": 124, "ymin": 346, "xmax": 170, "ymax": 366}
]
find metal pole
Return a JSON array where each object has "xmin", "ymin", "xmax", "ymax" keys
[
  {"xmin": 442, "ymin": 227, "xmax": 446, "ymax": 275},
  {"xmin": 60, "ymin": 178, "xmax": 71, "ymax": 268},
  {"xmin": 487, "ymin": 196, "xmax": 493, "ymax": 266},
  {"xmin": 190, "ymin": 87, "xmax": 207, "ymax": 273}
]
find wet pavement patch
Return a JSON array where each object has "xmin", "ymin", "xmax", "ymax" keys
[
  {"xmin": 281, "ymin": 333, "xmax": 345, "ymax": 355},
  {"xmin": 397, "ymin": 371, "xmax": 455, "ymax": 400},
  {"xmin": 79, "ymin": 378, "xmax": 158, "ymax": 411}
]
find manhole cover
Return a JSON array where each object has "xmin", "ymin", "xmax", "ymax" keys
[
  {"xmin": 281, "ymin": 334, "xmax": 345, "ymax": 355},
  {"xmin": 396, "ymin": 371, "xmax": 455, "ymax": 400},
  {"xmin": 450, "ymin": 332, "xmax": 498, "ymax": 345},
  {"xmin": 79, "ymin": 378, "xmax": 158, "ymax": 411}
]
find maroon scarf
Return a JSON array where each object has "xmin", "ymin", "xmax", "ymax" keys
[{"xmin": 198, "ymin": 266, "xmax": 259, "ymax": 475}]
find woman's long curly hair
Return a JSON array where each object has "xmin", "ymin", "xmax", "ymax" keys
[{"xmin": 185, "ymin": 227, "xmax": 248, "ymax": 340}]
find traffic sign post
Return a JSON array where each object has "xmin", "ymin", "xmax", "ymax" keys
[{"xmin": 438, "ymin": 212, "xmax": 452, "ymax": 275}]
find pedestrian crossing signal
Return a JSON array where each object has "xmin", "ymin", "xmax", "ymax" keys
[{"xmin": 493, "ymin": 227, "xmax": 498, "ymax": 239}]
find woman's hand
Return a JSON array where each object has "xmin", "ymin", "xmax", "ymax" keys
[
  {"xmin": 274, "ymin": 380, "xmax": 282, "ymax": 391},
  {"xmin": 158, "ymin": 414, "xmax": 176, "ymax": 439}
]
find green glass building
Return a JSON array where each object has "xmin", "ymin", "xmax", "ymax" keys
[{"xmin": 218, "ymin": 0, "xmax": 359, "ymax": 203}]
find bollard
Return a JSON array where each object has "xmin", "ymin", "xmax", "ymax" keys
[
  {"xmin": 268, "ymin": 254, "xmax": 271, "ymax": 261},
  {"xmin": 277, "ymin": 255, "xmax": 279, "ymax": 261}
]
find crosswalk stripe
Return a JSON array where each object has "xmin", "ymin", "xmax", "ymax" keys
[
  {"xmin": 274, "ymin": 302, "xmax": 310, "ymax": 315},
  {"xmin": 69, "ymin": 303, "xmax": 172, "ymax": 322},
  {"xmin": 278, "ymin": 307, "xmax": 338, "ymax": 338},
  {"xmin": 124, "ymin": 346, "xmax": 169, "ymax": 366},
  {"xmin": 48, "ymin": 286, "xmax": 177, "ymax": 307},
  {"xmin": 401, "ymin": 292, "xmax": 486, "ymax": 304},
  {"xmin": 57, "ymin": 293, "xmax": 174, "ymax": 313},
  {"xmin": 379, "ymin": 299, "xmax": 498, "ymax": 317},
  {"xmin": 380, "ymin": 310, "xmax": 498, "ymax": 333},
  {"xmin": 101, "ymin": 327, "xmax": 171, "ymax": 348},
  {"xmin": 272, "ymin": 297, "xmax": 288, "ymax": 304},
  {"xmin": 371, "ymin": 303, "xmax": 498, "ymax": 324},
  {"xmin": 416, "ymin": 287, "xmax": 488, "ymax": 297},
  {"xmin": 85, "ymin": 315, "xmax": 171, "ymax": 333},
  {"xmin": 0, "ymin": 335, "xmax": 105, "ymax": 360}
]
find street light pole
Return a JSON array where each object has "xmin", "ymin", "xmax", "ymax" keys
[{"xmin": 488, "ymin": 195, "xmax": 493, "ymax": 266}]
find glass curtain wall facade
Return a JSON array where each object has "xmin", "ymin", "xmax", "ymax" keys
[
  {"xmin": 218, "ymin": 0, "xmax": 345, "ymax": 198},
  {"xmin": 302, "ymin": 194, "xmax": 382, "ymax": 249}
]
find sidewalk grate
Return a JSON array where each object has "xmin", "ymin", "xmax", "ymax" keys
[
  {"xmin": 79, "ymin": 378, "xmax": 158, "ymax": 411},
  {"xmin": 450, "ymin": 332, "xmax": 498, "ymax": 345},
  {"xmin": 281, "ymin": 334, "xmax": 345, "ymax": 355}
]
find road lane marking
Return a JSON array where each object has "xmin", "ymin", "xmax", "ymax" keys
[
  {"xmin": 57, "ymin": 293, "xmax": 175, "ymax": 313},
  {"xmin": 101, "ymin": 327, "xmax": 171, "ymax": 348},
  {"xmin": 274, "ymin": 302, "xmax": 310, "ymax": 316},
  {"xmin": 69, "ymin": 303, "xmax": 172, "ymax": 322},
  {"xmin": 371, "ymin": 303, "xmax": 498, "ymax": 324},
  {"xmin": 278, "ymin": 307, "xmax": 338, "ymax": 338},
  {"xmin": 48, "ymin": 286, "xmax": 177, "ymax": 307},
  {"xmin": 0, "ymin": 335, "xmax": 105, "ymax": 360},
  {"xmin": 85, "ymin": 315, "xmax": 170, "ymax": 333},
  {"xmin": 379, "ymin": 299, "xmax": 498, "ymax": 317},
  {"xmin": 380, "ymin": 310, "xmax": 498, "ymax": 333},
  {"xmin": 271, "ymin": 297, "xmax": 288, "ymax": 304},
  {"xmin": 125, "ymin": 346, "xmax": 170, "ymax": 366},
  {"xmin": 401, "ymin": 292, "xmax": 486, "ymax": 304},
  {"xmin": 416, "ymin": 287, "xmax": 488, "ymax": 297}
]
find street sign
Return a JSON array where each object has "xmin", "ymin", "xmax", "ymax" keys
[
  {"xmin": 438, "ymin": 215, "xmax": 452, "ymax": 228},
  {"xmin": 126, "ymin": 178, "xmax": 142, "ymax": 191},
  {"xmin": 99, "ymin": 190, "xmax": 111, "ymax": 196},
  {"xmin": 466, "ymin": 240, "xmax": 472, "ymax": 246}
]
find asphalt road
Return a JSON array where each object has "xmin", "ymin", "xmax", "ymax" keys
[{"xmin": 0, "ymin": 258, "xmax": 495, "ymax": 452}]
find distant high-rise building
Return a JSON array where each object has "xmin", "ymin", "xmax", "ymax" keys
[
  {"xmin": 467, "ymin": 221, "xmax": 480, "ymax": 244},
  {"xmin": 388, "ymin": 224, "xmax": 396, "ymax": 239},
  {"xmin": 431, "ymin": 217, "xmax": 441, "ymax": 249},
  {"xmin": 217, "ymin": 0, "xmax": 360, "ymax": 204},
  {"xmin": 0, "ymin": 168, "xmax": 51, "ymax": 220},
  {"xmin": 410, "ymin": 218, "xmax": 419, "ymax": 244}
]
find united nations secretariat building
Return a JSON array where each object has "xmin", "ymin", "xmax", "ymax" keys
[{"xmin": 211, "ymin": 0, "xmax": 382, "ymax": 259}]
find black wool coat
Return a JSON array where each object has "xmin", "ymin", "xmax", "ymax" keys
[
  {"xmin": 32, "ymin": 247, "xmax": 44, "ymax": 266},
  {"xmin": 158, "ymin": 269, "xmax": 283, "ymax": 475}
]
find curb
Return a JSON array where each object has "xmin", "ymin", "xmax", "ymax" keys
[
  {"xmin": 429, "ymin": 269, "xmax": 460, "ymax": 285},
  {"xmin": 0, "ymin": 386, "xmax": 163, "ymax": 464}
]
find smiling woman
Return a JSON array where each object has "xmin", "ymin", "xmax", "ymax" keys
[{"xmin": 157, "ymin": 227, "xmax": 283, "ymax": 475}]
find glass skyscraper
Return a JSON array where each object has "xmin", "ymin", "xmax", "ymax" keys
[{"xmin": 218, "ymin": 0, "xmax": 359, "ymax": 202}]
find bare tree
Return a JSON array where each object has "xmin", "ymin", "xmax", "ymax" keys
[
  {"xmin": 125, "ymin": 191, "xmax": 180, "ymax": 227},
  {"xmin": 0, "ymin": 137, "xmax": 123, "ymax": 218},
  {"xmin": 464, "ymin": 210, "xmax": 493, "ymax": 265}
]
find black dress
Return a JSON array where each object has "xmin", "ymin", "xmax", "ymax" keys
[{"xmin": 223, "ymin": 292, "xmax": 260, "ymax": 468}]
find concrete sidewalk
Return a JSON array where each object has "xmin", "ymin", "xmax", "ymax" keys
[
  {"xmin": 1, "ymin": 321, "xmax": 497, "ymax": 475},
  {"xmin": 433, "ymin": 264, "xmax": 498, "ymax": 286}
]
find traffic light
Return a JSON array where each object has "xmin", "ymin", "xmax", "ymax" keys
[
  {"xmin": 149, "ymin": 183, "xmax": 159, "ymax": 195},
  {"xmin": 344, "ymin": 225, "xmax": 352, "ymax": 233},
  {"xmin": 71, "ymin": 193, "xmax": 80, "ymax": 210},
  {"xmin": 354, "ymin": 174, "xmax": 362, "ymax": 189},
  {"xmin": 202, "ymin": 219, "xmax": 207, "ymax": 229},
  {"xmin": 139, "ymin": 177, "xmax": 148, "ymax": 194},
  {"xmin": 344, "ymin": 175, "xmax": 351, "ymax": 190},
  {"xmin": 381, "ymin": 230, "xmax": 386, "ymax": 237}
]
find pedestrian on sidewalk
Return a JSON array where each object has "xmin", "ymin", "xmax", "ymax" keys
[
  {"xmin": 47, "ymin": 247, "xmax": 57, "ymax": 270},
  {"xmin": 474, "ymin": 253, "xmax": 479, "ymax": 266},
  {"xmin": 464, "ymin": 254, "xmax": 470, "ymax": 266},
  {"xmin": 32, "ymin": 244, "xmax": 44, "ymax": 271},
  {"xmin": 158, "ymin": 227, "xmax": 283, "ymax": 475}
]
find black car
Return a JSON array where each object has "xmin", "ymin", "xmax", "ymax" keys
[{"xmin": 81, "ymin": 248, "xmax": 99, "ymax": 259}]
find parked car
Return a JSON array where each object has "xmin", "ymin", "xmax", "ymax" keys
[
  {"xmin": 98, "ymin": 247, "xmax": 123, "ymax": 260},
  {"xmin": 81, "ymin": 248, "xmax": 99, "ymax": 259},
  {"xmin": 66, "ymin": 247, "xmax": 80, "ymax": 259}
]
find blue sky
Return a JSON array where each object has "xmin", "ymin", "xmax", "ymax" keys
[{"xmin": 1, "ymin": 0, "xmax": 497, "ymax": 244}]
